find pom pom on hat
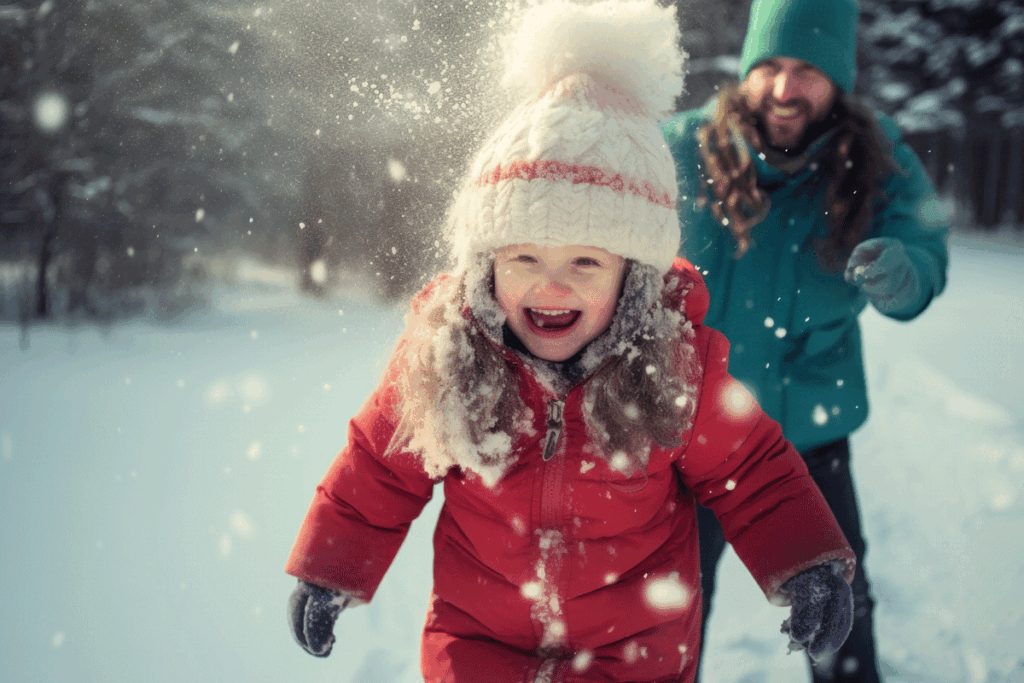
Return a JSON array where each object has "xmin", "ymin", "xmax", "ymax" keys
[
  {"xmin": 446, "ymin": 0, "xmax": 686, "ymax": 275},
  {"xmin": 502, "ymin": 0, "xmax": 685, "ymax": 120}
]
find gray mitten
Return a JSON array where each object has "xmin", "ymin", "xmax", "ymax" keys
[
  {"xmin": 844, "ymin": 237, "xmax": 922, "ymax": 314},
  {"xmin": 780, "ymin": 564, "xmax": 853, "ymax": 663},
  {"xmin": 288, "ymin": 580, "xmax": 349, "ymax": 657}
]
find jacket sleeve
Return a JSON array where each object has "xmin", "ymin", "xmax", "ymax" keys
[
  {"xmin": 284, "ymin": 367, "xmax": 436, "ymax": 601},
  {"xmin": 662, "ymin": 113, "xmax": 704, "ymax": 205},
  {"xmin": 662, "ymin": 111, "xmax": 719, "ymax": 263},
  {"xmin": 870, "ymin": 115, "xmax": 950, "ymax": 321},
  {"xmin": 675, "ymin": 326, "xmax": 855, "ymax": 602}
]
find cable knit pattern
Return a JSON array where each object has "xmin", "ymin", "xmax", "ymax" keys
[{"xmin": 447, "ymin": 58, "xmax": 682, "ymax": 275}]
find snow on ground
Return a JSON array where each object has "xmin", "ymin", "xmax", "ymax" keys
[{"xmin": 1, "ymin": 235, "xmax": 1023, "ymax": 683}]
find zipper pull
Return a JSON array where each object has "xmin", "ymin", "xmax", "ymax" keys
[{"xmin": 542, "ymin": 399, "xmax": 564, "ymax": 462}]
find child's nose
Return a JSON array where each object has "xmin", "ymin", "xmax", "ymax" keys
[{"xmin": 534, "ymin": 273, "xmax": 573, "ymax": 297}]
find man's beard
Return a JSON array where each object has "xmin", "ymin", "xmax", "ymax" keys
[{"xmin": 751, "ymin": 97, "xmax": 841, "ymax": 158}]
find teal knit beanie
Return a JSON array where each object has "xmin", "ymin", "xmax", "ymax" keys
[{"xmin": 738, "ymin": 0, "xmax": 859, "ymax": 93}]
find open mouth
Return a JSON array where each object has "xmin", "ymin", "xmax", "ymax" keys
[
  {"xmin": 769, "ymin": 105, "xmax": 802, "ymax": 119},
  {"xmin": 525, "ymin": 308, "xmax": 581, "ymax": 332},
  {"xmin": 762, "ymin": 98, "xmax": 810, "ymax": 123}
]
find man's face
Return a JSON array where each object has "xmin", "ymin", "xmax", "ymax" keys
[{"xmin": 740, "ymin": 57, "xmax": 838, "ymax": 152}]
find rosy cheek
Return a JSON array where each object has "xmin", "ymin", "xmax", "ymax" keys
[
  {"xmin": 602, "ymin": 298, "xmax": 618, "ymax": 321},
  {"xmin": 740, "ymin": 87, "xmax": 759, "ymax": 109},
  {"xmin": 591, "ymin": 288, "xmax": 617, "ymax": 321},
  {"xmin": 812, "ymin": 81, "xmax": 834, "ymax": 105},
  {"xmin": 496, "ymin": 297, "xmax": 514, "ymax": 319},
  {"xmin": 494, "ymin": 278, "xmax": 519, "ymax": 317}
]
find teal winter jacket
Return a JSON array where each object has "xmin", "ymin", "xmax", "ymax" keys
[{"xmin": 662, "ymin": 103, "xmax": 949, "ymax": 452}]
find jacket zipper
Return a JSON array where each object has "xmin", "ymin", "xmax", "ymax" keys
[
  {"xmin": 537, "ymin": 398, "xmax": 568, "ymax": 648},
  {"xmin": 542, "ymin": 399, "xmax": 564, "ymax": 461}
]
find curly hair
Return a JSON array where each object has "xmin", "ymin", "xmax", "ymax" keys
[
  {"xmin": 695, "ymin": 84, "xmax": 898, "ymax": 270},
  {"xmin": 384, "ymin": 272, "xmax": 527, "ymax": 483}
]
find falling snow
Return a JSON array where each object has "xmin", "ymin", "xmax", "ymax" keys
[
  {"xmin": 643, "ymin": 572, "xmax": 692, "ymax": 612},
  {"xmin": 32, "ymin": 91, "xmax": 70, "ymax": 134},
  {"xmin": 1, "ymin": 239, "xmax": 1023, "ymax": 682},
  {"xmin": 720, "ymin": 380, "xmax": 756, "ymax": 421}
]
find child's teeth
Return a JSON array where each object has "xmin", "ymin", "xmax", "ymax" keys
[{"xmin": 530, "ymin": 309, "xmax": 574, "ymax": 328}]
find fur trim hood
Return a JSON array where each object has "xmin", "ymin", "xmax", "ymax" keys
[{"xmin": 390, "ymin": 257, "xmax": 710, "ymax": 486}]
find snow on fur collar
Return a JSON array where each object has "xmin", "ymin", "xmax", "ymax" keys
[{"xmin": 396, "ymin": 256, "xmax": 708, "ymax": 486}]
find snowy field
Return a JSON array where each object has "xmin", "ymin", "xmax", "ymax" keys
[{"xmin": 2, "ymin": 233, "xmax": 1023, "ymax": 683}]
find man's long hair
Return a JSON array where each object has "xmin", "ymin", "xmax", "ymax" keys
[{"xmin": 695, "ymin": 84, "xmax": 898, "ymax": 270}]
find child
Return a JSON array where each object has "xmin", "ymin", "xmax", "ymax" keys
[{"xmin": 285, "ymin": 2, "xmax": 856, "ymax": 681}]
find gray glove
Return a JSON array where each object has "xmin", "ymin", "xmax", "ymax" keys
[
  {"xmin": 844, "ymin": 237, "xmax": 922, "ymax": 314},
  {"xmin": 780, "ymin": 564, "xmax": 854, "ymax": 663},
  {"xmin": 288, "ymin": 580, "xmax": 349, "ymax": 657}
]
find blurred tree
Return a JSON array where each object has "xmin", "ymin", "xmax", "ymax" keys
[
  {"xmin": 858, "ymin": 0, "xmax": 1024, "ymax": 132},
  {"xmin": 248, "ymin": 0, "xmax": 505, "ymax": 299},
  {"xmin": 672, "ymin": 0, "xmax": 752, "ymax": 110},
  {"xmin": 1, "ymin": 0, "xmax": 291, "ymax": 321},
  {"xmin": 293, "ymin": 139, "xmax": 448, "ymax": 301},
  {"xmin": 858, "ymin": 0, "xmax": 1024, "ymax": 227},
  {"xmin": 295, "ymin": 143, "xmax": 381, "ymax": 297}
]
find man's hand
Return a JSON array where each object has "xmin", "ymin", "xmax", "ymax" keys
[
  {"xmin": 844, "ymin": 237, "xmax": 921, "ymax": 314},
  {"xmin": 288, "ymin": 580, "xmax": 349, "ymax": 657},
  {"xmin": 780, "ymin": 564, "xmax": 854, "ymax": 663}
]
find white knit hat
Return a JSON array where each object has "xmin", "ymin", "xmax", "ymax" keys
[{"xmin": 446, "ymin": 0, "xmax": 686, "ymax": 275}]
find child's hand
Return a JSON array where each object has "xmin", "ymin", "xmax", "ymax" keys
[
  {"xmin": 779, "ymin": 564, "xmax": 853, "ymax": 663},
  {"xmin": 288, "ymin": 580, "xmax": 349, "ymax": 657}
]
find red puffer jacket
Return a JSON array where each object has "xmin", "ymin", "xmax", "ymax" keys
[{"xmin": 286, "ymin": 258, "xmax": 854, "ymax": 683}]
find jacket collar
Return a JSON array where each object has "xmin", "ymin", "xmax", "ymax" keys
[{"xmin": 748, "ymin": 127, "xmax": 838, "ymax": 186}]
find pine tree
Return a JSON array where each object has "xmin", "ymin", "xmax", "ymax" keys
[
  {"xmin": 1, "ymin": 0, "xmax": 289, "ymax": 321},
  {"xmin": 858, "ymin": 0, "xmax": 1024, "ymax": 131},
  {"xmin": 247, "ymin": 0, "xmax": 508, "ymax": 299}
]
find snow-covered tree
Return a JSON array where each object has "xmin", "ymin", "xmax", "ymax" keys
[
  {"xmin": 857, "ymin": 0, "xmax": 1024, "ymax": 227},
  {"xmin": 672, "ymin": 0, "xmax": 751, "ymax": 110},
  {"xmin": 858, "ymin": 0, "xmax": 1024, "ymax": 132},
  {"xmin": 1, "ymin": 0, "xmax": 289, "ymax": 321},
  {"xmin": 246, "ymin": 0, "xmax": 513, "ymax": 299}
]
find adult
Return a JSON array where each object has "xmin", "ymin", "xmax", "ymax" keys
[{"xmin": 662, "ymin": 0, "xmax": 949, "ymax": 681}]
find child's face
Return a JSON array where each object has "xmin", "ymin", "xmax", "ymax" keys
[{"xmin": 494, "ymin": 244, "xmax": 626, "ymax": 362}]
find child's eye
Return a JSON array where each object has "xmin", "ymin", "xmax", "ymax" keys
[
  {"xmin": 511, "ymin": 254, "xmax": 539, "ymax": 264},
  {"xmin": 573, "ymin": 257, "xmax": 602, "ymax": 267}
]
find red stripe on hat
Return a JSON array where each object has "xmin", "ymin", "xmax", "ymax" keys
[{"xmin": 477, "ymin": 160, "xmax": 673, "ymax": 208}]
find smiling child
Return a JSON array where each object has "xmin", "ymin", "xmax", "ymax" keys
[{"xmin": 284, "ymin": 2, "xmax": 857, "ymax": 681}]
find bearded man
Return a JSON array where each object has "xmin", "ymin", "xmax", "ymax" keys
[{"xmin": 662, "ymin": 0, "xmax": 949, "ymax": 681}]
